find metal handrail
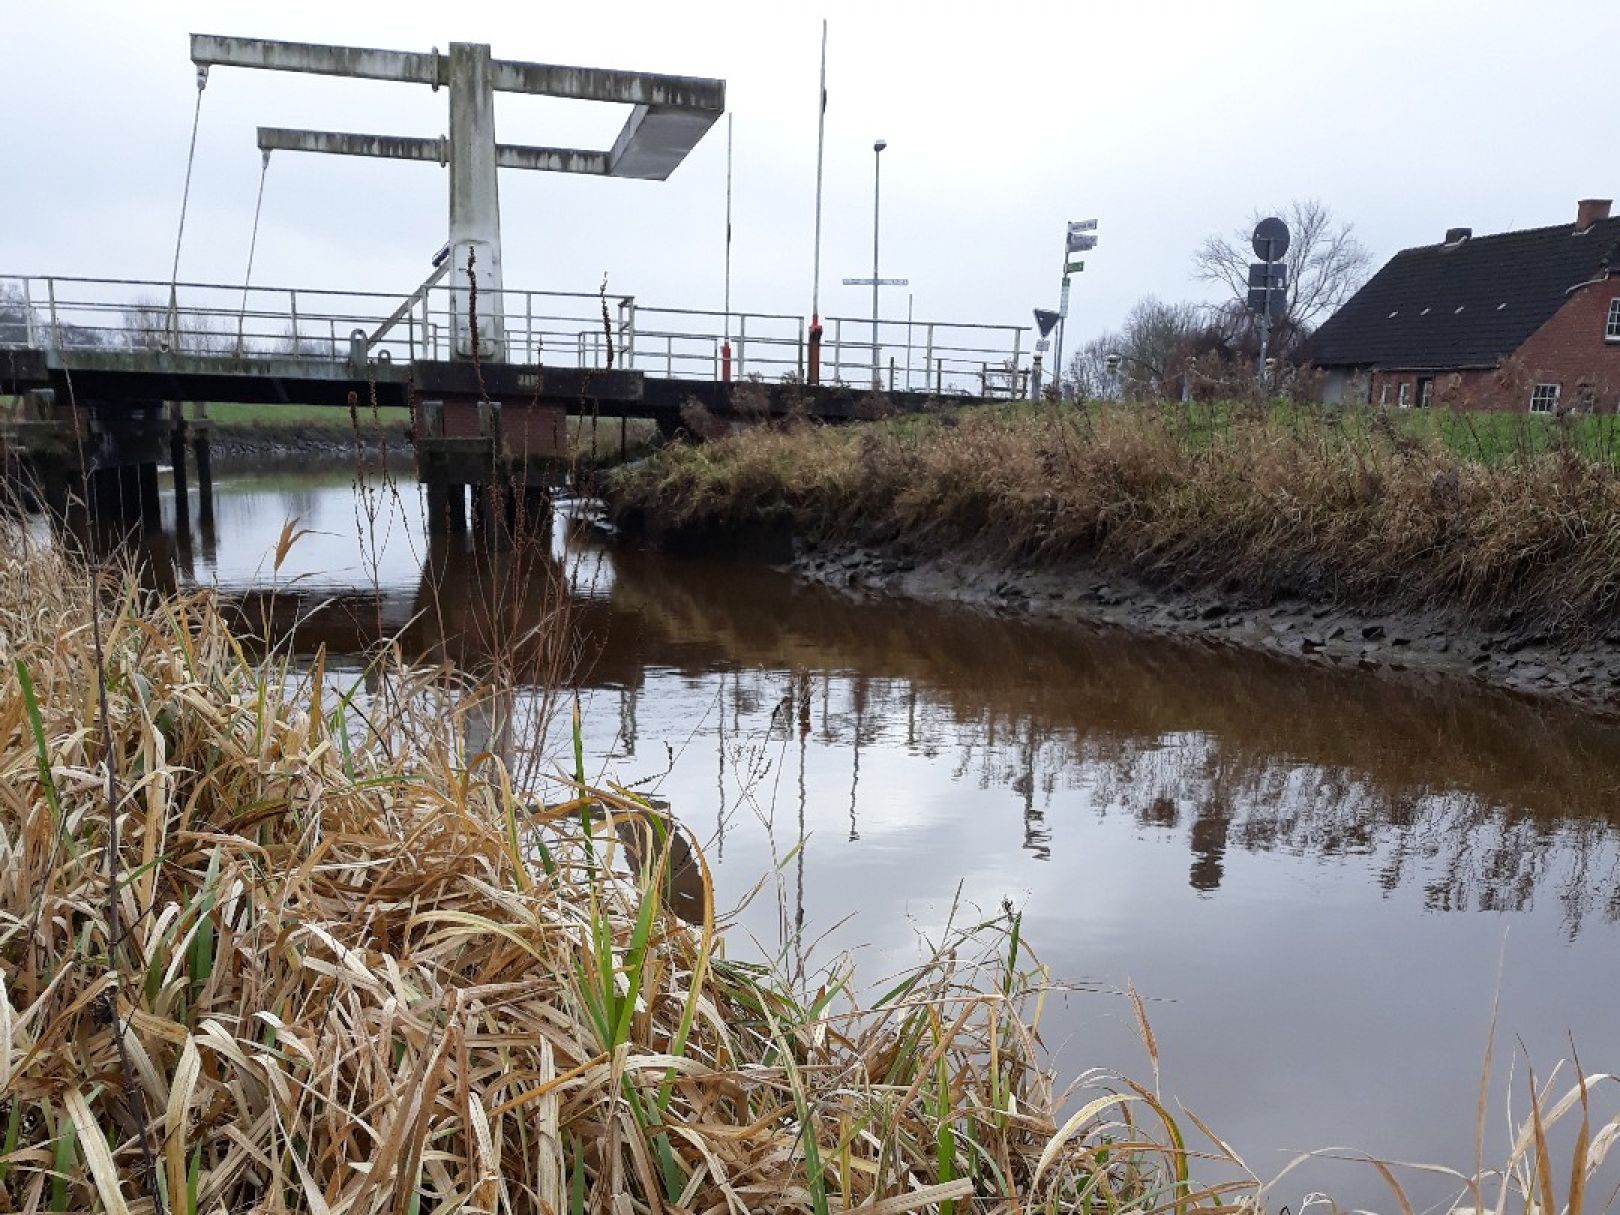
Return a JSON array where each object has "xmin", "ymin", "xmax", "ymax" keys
[{"xmin": 0, "ymin": 271, "xmax": 1031, "ymax": 395}]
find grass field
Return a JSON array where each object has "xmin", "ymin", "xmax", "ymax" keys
[{"xmin": 201, "ymin": 401, "xmax": 411, "ymax": 430}]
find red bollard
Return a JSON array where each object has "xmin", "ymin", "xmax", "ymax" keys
[{"xmin": 807, "ymin": 315, "xmax": 823, "ymax": 386}]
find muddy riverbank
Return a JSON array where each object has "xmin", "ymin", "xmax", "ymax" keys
[{"xmin": 791, "ymin": 538, "xmax": 1620, "ymax": 716}]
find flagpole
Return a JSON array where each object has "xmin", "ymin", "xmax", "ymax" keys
[
  {"xmin": 722, "ymin": 112, "xmax": 733, "ymax": 381},
  {"xmin": 808, "ymin": 18, "xmax": 828, "ymax": 384}
]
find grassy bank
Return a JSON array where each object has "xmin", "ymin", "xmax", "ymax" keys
[
  {"xmin": 606, "ymin": 402, "xmax": 1620, "ymax": 640},
  {"xmin": 0, "ymin": 533, "xmax": 1234, "ymax": 1213}
]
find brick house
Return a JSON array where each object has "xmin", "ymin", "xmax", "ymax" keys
[{"xmin": 1310, "ymin": 199, "xmax": 1620, "ymax": 412}]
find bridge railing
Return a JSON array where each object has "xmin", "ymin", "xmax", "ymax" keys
[
  {"xmin": 0, "ymin": 274, "xmax": 1029, "ymax": 397},
  {"xmin": 822, "ymin": 315, "xmax": 1028, "ymax": 398}
]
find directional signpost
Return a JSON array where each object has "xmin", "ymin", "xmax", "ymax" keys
[
  {"xmin": 1055, "ymin": 219, "xmax": 1098, "ymax": 393},
  {"xmin": 1248, "ymin": 216, "xmax": 1290, "ymax": 383}
]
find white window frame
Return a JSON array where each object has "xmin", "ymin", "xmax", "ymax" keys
[
  {"xmin": 1379, "ymin": 383, "xmax": 1390, "ymax": 407},
  {"xmin": 1418, "ymin": 379, "xmax": 1433, "ymax": 409},
  {"xmin": 1397, "ymin": 383, "xmax": 1411, "ymax": 409},
  {"xmin": 1606, "ymin": 297, "xmax": 1620, "ymax": 342},
  {"xmin": 1529, "ymin": 383, "xmax": 1561, "ymax": 414}
]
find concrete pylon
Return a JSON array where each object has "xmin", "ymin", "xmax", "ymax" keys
[{"xmin": 447, "ymin": 42, "xmax": 505, "ymax": 361}]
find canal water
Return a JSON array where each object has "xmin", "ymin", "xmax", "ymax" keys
[{"xmin": 133, "ymin": 465, "xmax": 1620, "ymax": 1208}]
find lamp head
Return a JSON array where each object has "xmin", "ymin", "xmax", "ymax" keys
[{"xmin": 874, "ymin": 139, "xmax": 888, "ymax": 153}]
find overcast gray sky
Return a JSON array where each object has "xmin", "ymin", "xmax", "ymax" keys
[{"xmin": 5, "ymin": 0, "xmax": 1617, "ymax": 343}]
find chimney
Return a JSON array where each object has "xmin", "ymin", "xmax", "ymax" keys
[
  {"xmin": 1576, "ymin": 198, "xmax": 1612, "ymax": 232},
  {"xmin": 1444, "ymin": 226, "xmax": 1472, "ymax": 244}
]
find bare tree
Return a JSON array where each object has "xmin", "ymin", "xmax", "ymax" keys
[
  {"xmin": 1192, "ymin": 199, "xmax": 1372, "ymax": 338},
  {"xmin": 0, "ymin": 286, "xmax": 31, "ymax": 347},
  {"xmin": 1068, "ymin": 296, "xmax": 1202, "ymax": 400},
  {"xmin": 122, "ymin": 297, "xmax": 234, "ymax": 355},
  {"xmin": 1067, "ymin": 333, "xmax": 1120, "ymax": 401}
]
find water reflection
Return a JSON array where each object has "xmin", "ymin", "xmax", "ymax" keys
[{"xmin": 82, "ymin": 470, "xmax": 1620, "ymax": 940}]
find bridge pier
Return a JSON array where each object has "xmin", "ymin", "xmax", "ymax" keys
[
  {"xmin": 169, "ymin": 405, "xmax": 190, "ymax": 524},
  {"xmin": 193, "ymin": 420, "xmax": 215, "ymax": 534}
]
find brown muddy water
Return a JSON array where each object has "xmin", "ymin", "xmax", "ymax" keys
[{"xmin": 103, "ymin": 466, "xmax": 1620, "ymax": 1208}]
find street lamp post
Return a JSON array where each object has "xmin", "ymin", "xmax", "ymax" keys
[{"xmin": 871, "ymin": 138, "xmax": 886, "ymax": 388}]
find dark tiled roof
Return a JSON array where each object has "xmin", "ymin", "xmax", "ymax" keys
[{"xmin": 1309, "ymin": 215, "xmax": 1620, "ymax": 369}]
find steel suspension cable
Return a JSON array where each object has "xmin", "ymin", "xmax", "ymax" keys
[
  {"xmin": 235, "ymin": 149, "xmax": 272, "ymax": 355},
  {"xmin": 165, "ymin": 66, "xmax": 209, "ymax": 348}
]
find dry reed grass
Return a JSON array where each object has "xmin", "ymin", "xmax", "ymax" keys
[
  {"xmin": 605, "ymin": 403, "xmax": 1620, "ymax": 639},
  {"xmin": 0, "ymin": 527, "xmax": 1252, "ymax": 1213}
]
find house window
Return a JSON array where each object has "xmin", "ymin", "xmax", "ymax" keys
[
  {"xmin": 1379, "ymin": 383, "xmax": 1390, "ymax": 407},
  {"xmin": 1607, "ymin": 298, "xmax": 1620, "ymax": 342},
  {"xmin": 1529, "ymin": 383, "xmax": 1561, "ymax": 414},
  {"xmin": 1397, "ymin": 383, "xmax": 1411, "ymax": 408},
  {"xmin": 1418, "ymin": 378, "xmax": 1434, "ymax": 409}
]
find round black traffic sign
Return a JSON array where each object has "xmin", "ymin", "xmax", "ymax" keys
[{"xmin": 1252, "ymin": 216, "xmax": 1290, "ymax": 261}]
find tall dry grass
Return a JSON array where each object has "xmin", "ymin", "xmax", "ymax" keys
[
  {"xmin": 0, "ymin": 527, "xmax": 1257, "ymax": 1213},
  {"xmin": 605, "ymin": 403, "xmax": 1620, "ymax": 638}
]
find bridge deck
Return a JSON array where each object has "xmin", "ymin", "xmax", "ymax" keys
[{"xmin": 1, "ymin": 345, "xmax": 952, "ymax": 423}]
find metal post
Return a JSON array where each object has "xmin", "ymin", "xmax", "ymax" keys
[
  {"xmin": 667, "ymin": 335, "xmax": 674, "ymax": 377},
  {"xmin": 808, "ymin": 19, "xmax": 828, "ymax": 385},
  {"xmin": 722, "ymin": 112, "xmax": 733, "ymax": 382},
  {"xmin": 46, "ymin": 278, "xmax": 60, "ymax": 349},
  {"xmin": 871, "ymin": 139, "xmax": 886, "ymax": 388},
  {"xmin": 525, "ymin": 291, "xmax": 533, "ymax": 363},
  {"xmin": 1010, "ymin": 326, "xmax": 1022, "ymax": 397},
  {"xmin": 21, "ymin": 279, "xmax": 36, "ymax": 347},
  {"xmin": 888, "ymin": 357, "xmax": 896, "ymax": 392},
  {"xmin": 625, "ymin": 298, "xmax": 637, "ymax": 369},
  {"xmin": 924, "ymin": 323, "xmax": 934, "ymax": 392},
  {"xmin": 1259, "ymin": 310, "xmax": 1270, "ymax": 387},
  {"xmin": 797, "ymin": 316, "xmax": 805, "ymax": 380},
  {"xmin": 289, "ymin": 289, "xmax": 300, "ymax": 354},
  {"xmin": 834, "ymin": 318, "xmax": 843, "ymax": 382},
  {"xmin": 738, "ymin": 314, "xmax": 746, "ymax": 377},
  {"xmin": 905, "ymin": 293, "xmax": 913, "ymax": 392},
  {"xmin": 935, "ymin": 357, "xmax": 943, "ymax": 394},
  {"xmin": 1055, "ymin": 272, "xmax": 1071, "ymax": 399}
]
